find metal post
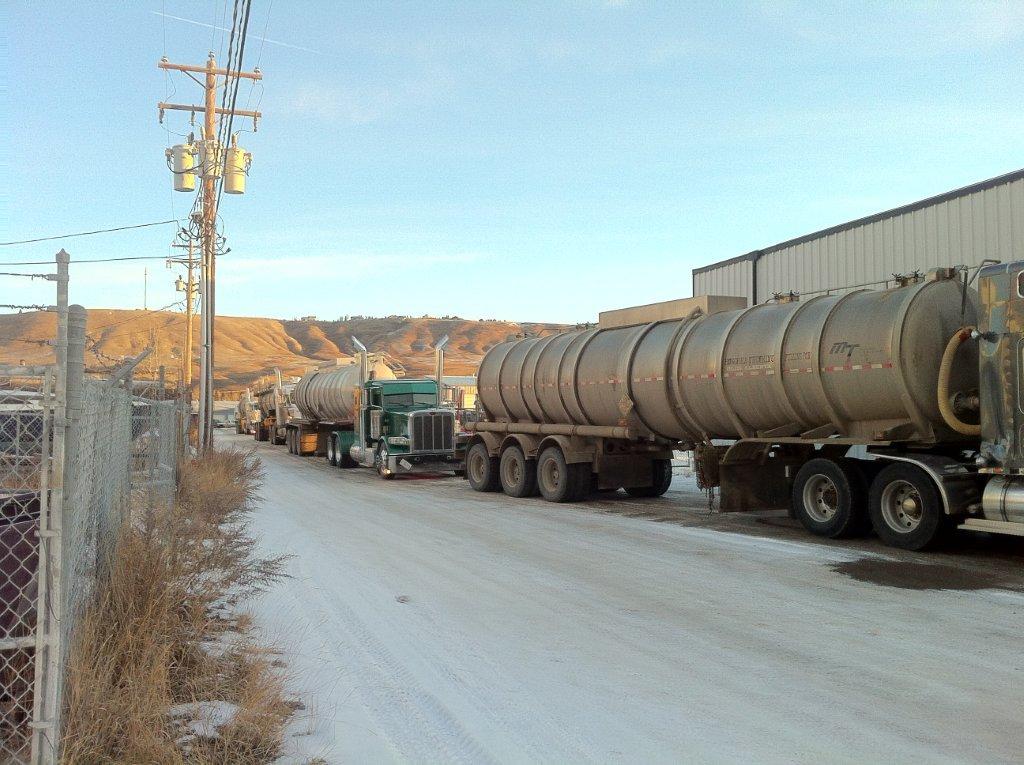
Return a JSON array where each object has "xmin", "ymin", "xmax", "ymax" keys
[
  {"xmin": 63, "ymin": 304, "xmax": 86, "ymax": 498},
  {"xmin": 30, "ymin": 250, "xmax": 70, "ymax": 763}
]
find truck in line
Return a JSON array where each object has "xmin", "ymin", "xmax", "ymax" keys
[
  {"xmin": 464, "ymin": 261, "xmax": 1024, "ymax": 550},
  {"xmin": 251, "ymin": 370, "xmax": 297, "ymax": 445},
  {"xmin": 235, "ymin": 389, "xmax": 260, "ymax": 435},
  {"xmin": 284, "ymin": 337, "xmax": 463, "ymax": 478}
]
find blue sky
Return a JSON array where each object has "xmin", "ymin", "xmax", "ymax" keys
[{"xmin": 3, "ymin": 1, "xmax": 1022, "ymax": 323}]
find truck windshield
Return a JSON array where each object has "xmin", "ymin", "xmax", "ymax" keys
[{"xmin": 384, "ymin": 392, "xmax": 436, "ymax": 406}]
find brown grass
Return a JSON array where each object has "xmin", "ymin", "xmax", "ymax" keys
[{"xmin": 60, "ymin": 449, "xmax": 292, "ymax": 764}]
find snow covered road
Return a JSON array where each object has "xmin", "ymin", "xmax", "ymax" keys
[{"xmin": 228, "ymin": 433, "xmax": 1024, "ymax": 764}]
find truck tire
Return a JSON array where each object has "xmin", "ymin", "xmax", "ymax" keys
[
  {"xmin": 466, "ymin": 442, "xmax": 500, "ymax": 492},
  {"xmin": 868, "ymin": 462, "xmax": 949, "ymax": 551},
  {"xmin": 625, "ymin": 459, "xmax": 673, "ymax": 498},
  {"xmin": 499, "ymin": 445, "xmax": 538, "ymax": 498},
  {"xmin": 375, "ymin": 444, "xmax": 394, "ymax": 480},
  {"xmin": 792, "ymin": 458, "xmax": 866, "ymax": 538},
  {"xmin": 536, "ymin": 446, "xmax": 589, "ymax": 503},
  {"xmin": 327, "ymin": 435, "xmax": 338, "ymax": 466}
]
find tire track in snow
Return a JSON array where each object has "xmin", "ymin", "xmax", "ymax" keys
[{"xmin": 293, "ymin": 550, "xmax": 497, "ymax": 764}]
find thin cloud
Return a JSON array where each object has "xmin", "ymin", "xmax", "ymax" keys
[{"xmin": 152, "ymin": 11, "xmax": 322, "ymax": 55}]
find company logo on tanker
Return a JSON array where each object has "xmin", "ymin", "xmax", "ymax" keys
[{"xmin": 829, "ymin": 341, "xmax": 860, "ymax": 359}]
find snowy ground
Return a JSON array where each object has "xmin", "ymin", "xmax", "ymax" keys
[{"xmin": 222, "ymin": 432, "xmax": 1024, "ymax": 764}]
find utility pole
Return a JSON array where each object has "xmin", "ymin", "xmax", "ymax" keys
[{"xmin": 158, "ymin": 52, "xmax": 262, "ymax": 449}]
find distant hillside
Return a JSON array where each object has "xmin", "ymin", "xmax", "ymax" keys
[{"xmin": 0, "ymin": 310, "xmax": 568, "ymax": 391}]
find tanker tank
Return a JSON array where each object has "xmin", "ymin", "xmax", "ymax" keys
[
  {"xmin": 292, "ymin": 358, "xmax": 396, "ymax": 423},
  {"xmin": 478, "ymin": 272, "xmax": 979, "ymax": 445}
]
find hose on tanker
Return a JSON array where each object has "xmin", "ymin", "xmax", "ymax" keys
[{"xmin": 937, "ymin": 326, "xmax": 980, "ymax": 437}]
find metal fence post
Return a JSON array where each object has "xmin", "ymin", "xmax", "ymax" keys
[{"xmin": 28, "ymin": 250, "xmax": 70, "ymax": 764}]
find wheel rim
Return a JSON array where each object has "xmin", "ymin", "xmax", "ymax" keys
[
  {"xmin": 469, "ymin": 451, "xmax": 486, "ymax": 484},
  {"xmin": 802, "ymin": 473, "xmax": 839, "ymax": 523},
  {"xmin": 540, "ymin": 457, "xmax": 560, "ymax": 493},
  {"xmin": 502, "ymin": 454, "xmax": 522, "ymax": 487},
  {"xmin": 880, "ymin": 479, "xmax": 923, "ymax": 533}
]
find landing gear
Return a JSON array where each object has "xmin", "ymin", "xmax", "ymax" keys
[{"xmin": 625, "ymin": 459, "xmax": 673, "ymax": 498}]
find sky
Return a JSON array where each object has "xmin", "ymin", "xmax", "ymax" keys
[{"xmin": 2, "ymin": 1, "xmax": 1022, "ymax": 324}]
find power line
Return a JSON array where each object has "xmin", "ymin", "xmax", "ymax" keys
[
  {"xmin": 217, "ymin": 0, "xmax": 253, "ymax": 213},
  {"xmin": 0, "ymin": 254, "xmax": 180, "ymax": 266},
  {"xmin": 1, "ymin": 219, "xmax": 179, "ymax": 246}
]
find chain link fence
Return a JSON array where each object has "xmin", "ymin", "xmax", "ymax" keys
[{"xmin": 1, "ymin": 252, "xmax": 187, "ymax": 763}]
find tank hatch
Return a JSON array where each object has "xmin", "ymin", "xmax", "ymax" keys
[{"xmin": 598, "ymin": 295, "xmax": 747, "ymax": 329}]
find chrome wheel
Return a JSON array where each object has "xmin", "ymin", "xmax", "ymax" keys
[
  {"xmin": 879, "ymin": 479, "xmax": 923, "ymax": 533},
  {"xmin": 802, "ymin": 473, "xmax": 839, "ymax": 523}
]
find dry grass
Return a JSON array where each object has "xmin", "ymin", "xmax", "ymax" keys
[{"xmin": 60, "ymin": 449, "xmax": 292, "ymax": 764}]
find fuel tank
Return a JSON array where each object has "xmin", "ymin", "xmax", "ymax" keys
[
  {"xmin": 292, "ymin": 359, "xmax": 396, "ymax": 423},
  {"xmin": 478, "ymin": 272, "xmax": 978, "ymax": 444}
]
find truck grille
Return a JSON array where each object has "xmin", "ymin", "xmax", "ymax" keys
[{"xmin": 410, "ymin": 410, "xmax": 454, "ymax": 453}]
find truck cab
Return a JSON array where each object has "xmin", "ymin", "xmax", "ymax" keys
[{"xmin": 342, "ymin": 378, "xmax": 462, "ymax": 478}]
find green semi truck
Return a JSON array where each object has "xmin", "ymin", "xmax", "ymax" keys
[{"xmin": 285, "ymin": 338, "xmax": 463, "ymax": 478}]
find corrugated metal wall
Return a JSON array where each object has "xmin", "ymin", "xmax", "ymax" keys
[
  {"xmin": 692, "ymin": 258, "xmax": 753, "ymax": 302},
  {"xmin": 692, "ymin": 171, "xmax": 1024, "ymax": 303}
]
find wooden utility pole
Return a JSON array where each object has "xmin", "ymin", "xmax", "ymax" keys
[{"xmin": 158, "ymin": 52, "xmax": 262, "ymax": 449}]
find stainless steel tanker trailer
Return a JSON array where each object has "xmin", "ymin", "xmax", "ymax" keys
[
  {"xmin": 465, "ymin": 262, "xmax": 1024, "ymax": 550},
  {"xmin": 252, "ymin": 370, "xmax": 296, "ymax": 444},
  {"xmin": 283, "ymin": 338, "xmax": 463, "ymax": 478},
  {"xmin": 235, "ymin": 389, "xmax": 259, "ymax": 435}
]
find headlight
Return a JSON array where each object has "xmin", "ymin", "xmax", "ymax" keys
[{"xmin": 388, "ymin": 436, "xmax": 409, "ymax": 446}]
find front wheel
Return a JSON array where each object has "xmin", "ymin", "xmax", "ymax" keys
[
  {"xmin": 869, "ymin": 463, "xmax": 948, "ymax": 550},
  {"xmin": 375, "ymin": 444, "xmax": 394, "ymax": 479}
]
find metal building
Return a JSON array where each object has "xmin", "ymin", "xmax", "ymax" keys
[{"xmin": 692, "ymin": 168, "xmax": 1024, "ymax": 304}]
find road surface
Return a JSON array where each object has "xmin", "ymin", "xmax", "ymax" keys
[{"xmin": 224, "ymin": 433, "xmax": 1024, "ymax": 764}]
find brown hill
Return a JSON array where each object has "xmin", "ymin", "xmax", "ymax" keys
[{"xmin": 0, "ymin": 309, "xmax": 568, "ymax": 391}]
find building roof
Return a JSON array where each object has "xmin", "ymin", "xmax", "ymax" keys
[{"xmin": 692, "ymin": 167, "xmax": 1024, "ymax": 276}]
